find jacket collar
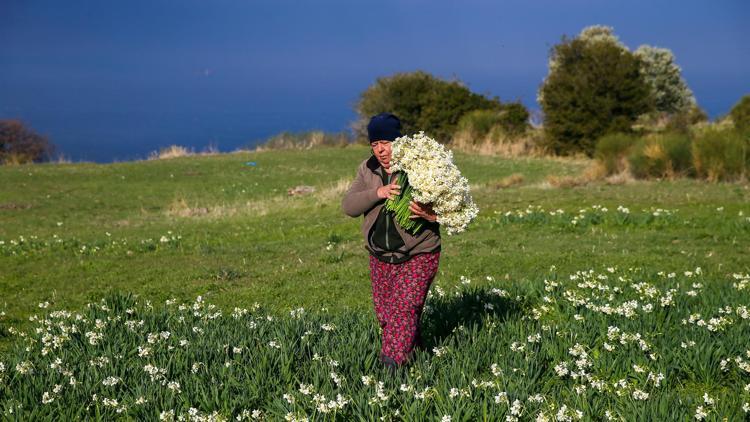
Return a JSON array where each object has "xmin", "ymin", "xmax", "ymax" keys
[{"xmin": 366, "ymin": 155, "xmax": 380, "ymax": 173}]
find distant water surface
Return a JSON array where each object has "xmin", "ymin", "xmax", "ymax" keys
[{"xmin": 4, "ymin": 109, "xmax": 356, "ymax": 163}]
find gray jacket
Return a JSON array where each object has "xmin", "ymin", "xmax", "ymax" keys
[{"xmin": 342, "ymin": 156, "xmax": 441, "ymax": 262}]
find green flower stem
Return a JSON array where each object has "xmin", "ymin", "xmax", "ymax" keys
[{"xmin": 384, "ymin": 172, "xmax": 424, "ymax": 234}]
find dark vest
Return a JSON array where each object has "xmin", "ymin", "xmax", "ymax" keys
[{"xmin": 369, "ymin": 166, "xmax": 408, "ymax": 263}]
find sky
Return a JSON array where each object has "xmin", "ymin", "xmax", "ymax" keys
[{"xmin": 1, "ymin": 0, "xmax": 748, "ymax": 162}]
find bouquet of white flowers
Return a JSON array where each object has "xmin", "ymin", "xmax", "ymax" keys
[{"xmin": 384, "ymin": 131, "xmax": 479, "ymax": 235}]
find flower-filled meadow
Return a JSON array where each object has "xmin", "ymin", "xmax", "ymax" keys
[{"xmin": 2, "ymin": 267, "xmax": 749, "ymax": 421}]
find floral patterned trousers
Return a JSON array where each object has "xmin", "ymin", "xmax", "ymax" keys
[{"xmin": 369, "ymin": 251, "xmax": 441, "ymax": 365}]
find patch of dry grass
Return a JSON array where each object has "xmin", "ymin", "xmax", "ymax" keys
[
  {"xmin": 149, "ymin": 145, "xmax": 194, "ymax": 160},
  {"xmin": 164, "ymin": 179, "xmax": 352, "ymax": 220},
  {"xmin": 540, "ymin": 162, "xmax": 608, "ymax": 189},
  {"xmin": 490, "ymin": 173, "xmax": 525, "ymax": 189}
]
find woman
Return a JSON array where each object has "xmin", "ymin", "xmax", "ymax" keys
[{"xmin": 341, "ymin": 113, "xmax": 441, "ymax": 370}]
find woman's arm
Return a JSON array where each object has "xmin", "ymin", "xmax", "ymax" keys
[{"xmin": 341, "ymin": 165, "xmax": 381, "ymax": 217}]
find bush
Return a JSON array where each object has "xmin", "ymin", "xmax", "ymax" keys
[
  {"xmin": 496, "ymin": 102, "xmax": 530, "ymax": 137},
  {"xmin": 355, "ymin": 71, "xmax": 502, "ymax": 143},
  {"xmin": 729, "ymin": 94, "xmax": 750, "ymax": 133},
  {"xmin": 594, "ymin": 133, "xmax": 636, "ymax": 175},
  {"xmin": 627, "ymin": 132, "xmax": 692, "ymax": 179},
  {"xmin": 0, "ymin": 119, "xmax": 54, "ymax": 164},
  {"xmin": 691, "ymin": 128, "xmax": 749, "ymax": 181},
  {"xmin": 455, "ymin": 103, "xmax": 530, "ymax": 145},
  {"xmin": 456, "ymin": 109, "xmax": 499, "ymax": 142},
  {"xmin": 539, "ymin": 27, "xmax": 653, "ymax": 156}
]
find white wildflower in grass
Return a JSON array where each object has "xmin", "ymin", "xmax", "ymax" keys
[
  {"xmin": 102, "ymin": 376, "xmax": 121, "ymax": 386},
  {"xmin": 702, "ymin": 393, "xmax": 714, "ymax": 405},
  {"xmin": 41, "ymin": 391, "xmax": 54, "ymax": 404},
  {"xmin": 491, "ymin": 363, "xmax": 503, "ymax": 377},
  {"xmin": 632, "ymin": 389, "xmax": 649, "ymax": 400},
  {"xmin": 528, "ymin": 394, "xmax": 544, "ymax": 403},
  {"xmin": 166, "ymin": 381, "xmax": 181, "ymax": 394},
  {"xmin": 647, "ymin": 372, "xmax": 665, "ymax": 387},
  {"xmin": 268, "ymin": 340, "xmax": 281, "ymax": 349},
  {"xmin": 84, "ymin": 330, "xmax": 103, "ymax": 345},
  {"xmin": 510, "ymin": 399, "xmax": 523, "ymax": 416},
  {"xmin": 432, "ymin": 346, "xmax": 447, "ymax": 357},
  {"xmin": 694, "ymin": 406, "xmax": 707, "ymax": 420},
  {"xmin": 494, "ymin": 391, "xmax": 509, "ymax": 404},
  {"xmin": 743, "ymin": 402, "xmax": 750, "ymax": 413},
  {"xmin": 441, "ymin": 416, "xmax": 452, "ymax": 422},
  {"xmin": 159, "ymin": 410, "xmax": 175, "ymax": 421},
  {"xmin": 298, "ymin": 383, "xmax": 314, "ymax": 396},
  {"xmin": 386, "ymin": 131, "xmax": 478, "ymax": 235},
  {"xmin": 135, "ymin": 396, "xmax": 148, "ymax": 405},
  {"xmin": 554, "ymin": 361, "xmax": 570, "ymax": 377},
  {"xmin": 329, "ymin": 371, "xmax": 343, "ymax": 387},
  {"xmin": 15, "ymin": 360, "xmax": 34, "ymax": 375}
]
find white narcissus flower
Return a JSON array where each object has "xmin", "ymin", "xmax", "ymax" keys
[{"xmin": 390, "ymin": 132, "xmax": 478, "ymax": 234}]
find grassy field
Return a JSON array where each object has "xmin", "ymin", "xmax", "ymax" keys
[{"xmin": 1, "ymin": 145, "xmax": 749, "ymax": 419}]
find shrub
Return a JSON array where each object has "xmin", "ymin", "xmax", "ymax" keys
[
  {"xmin": 455, "ymin": 103, "xmax": 530, "ymax": 145},
  {"xmin": 456, "ymin": 109, "xmax": 499, "ymax": 142},
  {"xmin": 355, "ymin": 71, "xmax": 502, "ymax": 143},
  {"xmin": 729, "ymin": 94, "xmax": 750, "ymax": 133},
  {"xmin": 594, "ymin": 133, "xmax": 636, "ymax": 175},
  {"xmin": 496, "ymin": 102, "xmax": 530, "ymax": 137},
  {"xmin": 691, "ymin": 128, "xmax": 749, "ymax": 181},
  {"xmin": 627, "ymin": 132, "xmax": 692, "ymax": 179},
  {"xmin": 0, "ymin": 119, "xmax": 54, "ymax": 164},
  {"xmin": 539, "ymin": 26, "xmax": 653, "ymax": 156}
]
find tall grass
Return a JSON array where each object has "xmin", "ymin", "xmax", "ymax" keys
[{"xmin": 692, "ymin": 128, "xmax": 749, "ymax": 182}]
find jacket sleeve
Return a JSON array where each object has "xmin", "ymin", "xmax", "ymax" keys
[{"xmin": 341, "ymin": 163, "xmax": 381, "ymax": 217}]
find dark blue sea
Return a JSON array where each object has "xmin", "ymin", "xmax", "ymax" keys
[{"xmin": 5, "ymin": 109, "xmax": 357, "ymax": 163}]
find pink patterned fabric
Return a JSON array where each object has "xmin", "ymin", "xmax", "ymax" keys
[{"xmin": 369, "ymin": 251, "xmax": 441, "ymax": 365}]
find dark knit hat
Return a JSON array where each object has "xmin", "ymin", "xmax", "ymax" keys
[{"xmin": 367, "ymin": 113, "xmax": 402, "ymax": 142}]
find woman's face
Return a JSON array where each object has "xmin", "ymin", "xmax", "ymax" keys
[{"xmin": 371, "ymin": 140, "xmax": 392, "ymax": 169}]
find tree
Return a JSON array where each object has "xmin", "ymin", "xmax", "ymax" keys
[
  {"xmin": 539, "ymin": 26, "xmax": 653, "ymax": 156},
  {"xmin": 0, "ymin": 120, "xmax": 54, "ymax": 164},
  {"xmin": 355, "ymin": 71, "xmax": 502, "ymax": 143},
  {"xmin": 634, "ymin": 45, "xmax": 695, "ymax": 114}
]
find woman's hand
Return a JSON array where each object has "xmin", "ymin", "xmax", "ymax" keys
[
  {"xmin": 409, "ymin": 201, "xmax": 438, "ymax": 222},
  {"xmin": 376, "ymin": 183, "xmax": 401, "ymax": 200}
]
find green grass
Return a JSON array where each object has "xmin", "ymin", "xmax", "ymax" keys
[{"xmin": 1, "ymin": 145, "xmax": 749, "ymax": 419}]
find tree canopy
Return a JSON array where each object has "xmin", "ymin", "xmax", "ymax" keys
[{"xmin": 355, "ymin": 71, "xmax": 503, "ymax": 143}]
